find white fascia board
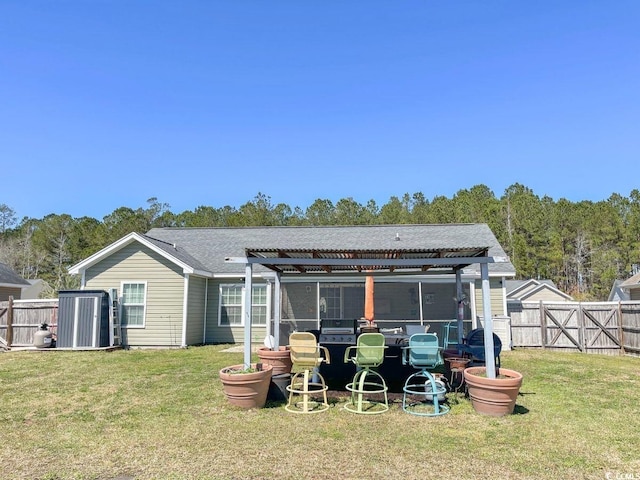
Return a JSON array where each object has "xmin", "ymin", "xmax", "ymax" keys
[
  {"xmin": 68, "ymin": 232, "xmax": 207, "ymax": 277},
  {"xmin": 508, "ymin": 279, "xmax": 540, "ymax": 297},
  {"xmin": 519, "ymin": 284, "xmax": 573, "ymax": 301}
]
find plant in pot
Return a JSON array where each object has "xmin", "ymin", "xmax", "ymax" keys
[{"xmin": 219, "ymin": 362, "xmax": 273, "ymax": 409}]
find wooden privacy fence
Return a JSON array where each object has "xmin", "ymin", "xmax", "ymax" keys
[
  {"xmin": 509, "ymin": 300, "xmax": 640, "ymax": 356},
  {"xmin": 0, "ymin": 297, "xmax": 58, "ymax": 348}
]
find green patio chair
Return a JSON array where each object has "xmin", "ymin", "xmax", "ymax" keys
[
  {"xmin": 343, "ymin": 333, "xmax": 389, "ymax": 414},
  {"xmin": 285, "ymin": 332, "xmax": 331, "ymax": 414},
  {"xmin": 401, "ymin": 333, "xmax": 449, "ymax": 416}
]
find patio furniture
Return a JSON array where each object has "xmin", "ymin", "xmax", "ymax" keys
[
  {"xmin": 443, "ymin": 320, "xmax": 459, "ymax": 350},
  {"xmin": 401, "ymin": 333, "xmax": 449, "ymax": 416},
  {"xmin": 343, "ymin": 333, "xmax": 389, "ymax": 414},
  {"xmin": 285, "ymin": 332, "xmax": 331, "ymax": 414},
  {"xmin": 459, "ymin": 328, "xmax": 502, "ymax": 367}
]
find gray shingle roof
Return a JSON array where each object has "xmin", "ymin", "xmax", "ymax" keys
[
  {"xmin": 145, "ymin": 224, "xmax": 515, "ymax": 276},
  {"xmin": 0, "ymin": 263, "xmax": 30, "ymax": 286}
]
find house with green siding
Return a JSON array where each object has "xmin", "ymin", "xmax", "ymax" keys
[{"xmin": 68, "ymin": 224, "xmax": 515, "ymax": 348}]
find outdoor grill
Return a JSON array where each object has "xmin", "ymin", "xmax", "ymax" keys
[{"xmin": 319, "ymin": 318, "xmax": 358, "ymax": 345}]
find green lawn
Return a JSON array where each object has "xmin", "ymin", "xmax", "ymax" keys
[{"xmin": 1, "ymin": 346, "xmax": 638, "ymax": 480}]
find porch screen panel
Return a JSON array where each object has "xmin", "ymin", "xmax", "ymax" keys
[
  {"xmin": 374, "ymin": 283, "xmax": 420, "ymax": 321},
  {"xmin": 281, "ymin": 283, "xmax": 317, "ymax": 320}
]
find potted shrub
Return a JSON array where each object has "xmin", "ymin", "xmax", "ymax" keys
[
  {"xmin": 219, "ymin": 363, "xmax": 273, "ymax": 409},
  {"xmin": 463, "ymin": 366, "xmax": 523, "ymax": 417}
]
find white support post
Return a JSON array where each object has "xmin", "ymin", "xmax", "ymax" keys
[
  {"xmin": 244, "ymin": 263, "xmax": 253, "ymax": 369},
  {"xmin": 481, "ymin": 263, "xmax": 496, "ymax": 378},
  {"xmin": 273, "ymin": 273, "xmax": 281, "ymax": 348},
  {"xmin": 456, "ymin": 269, "xmax": 464, "ymax": 346}
]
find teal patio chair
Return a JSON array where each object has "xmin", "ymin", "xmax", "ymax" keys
[
  {"xmin": 443, "ymin": 320, "xmax": 459, "ymax": 351},
  {"xmin": 401, "ymin": 333, "xmax": 449, "ymax": 416},
  {"xmin": 343, "ymin": 333, "xmax": 389, "ymax": 414}
]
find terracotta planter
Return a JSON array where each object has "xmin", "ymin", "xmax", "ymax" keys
[
  {"xmin": 219, "ymin": 363, "xmax": 273, "ymax": 409},
  {"xmin": 463, "ymin": 366, "xmax": 523, "ymax": 417},
  {"xmin": 257, "ymin": 346, "xmax": 293, "ymax": 375},
  {"xmin": 446, "ymin": 357, "xmax": 470, "ymax": 371}
]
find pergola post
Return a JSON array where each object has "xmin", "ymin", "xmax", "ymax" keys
[
  {"xmin": 455, "ymin": 268, "xmax": 464, "ymax": 347},
  {"xmin": 243, "ymin": 263, "xmax": 253, "ymax": 368},
  {"xmin": 481, "ymin": 262, "xmax": 496, "ymax": 378},
  {"xmin": 273, "ymin": 273, "xmax": 281, "ymax": 348}
]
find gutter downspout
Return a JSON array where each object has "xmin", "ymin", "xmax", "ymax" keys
[
  {"xmin": 182, "ymin": 274, "xmax": 189, "ymax": 348},
  {"xmin": 203, "ymin": 278, "xmax": 208, "ymax": 344}
]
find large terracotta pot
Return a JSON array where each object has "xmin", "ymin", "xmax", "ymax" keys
[
  {"xmin": 219, "ymin": 363, "xmax": 273, "ymax": 409},
  {"xmin": 463, "ymin": 366, "xmax": 523, "ymax": 417},
  {"xmin": 257, "ymin": 346, "xmax": 293, "ymax": 375}
]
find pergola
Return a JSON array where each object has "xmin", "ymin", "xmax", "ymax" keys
[{"xmin": 226, "ymin": 245, "xmax": 507, "ymax": 378}]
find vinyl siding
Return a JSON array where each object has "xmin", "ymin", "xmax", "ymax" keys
[
  {"xmin": 521, "ymin": 289, "xmax": 569, "ymax": 302},
  {"xmin": 84, "ymin": 243, "xmax": 185, "ymax": 347},
  {"xmin": 185, "ymin": 276, "xmax": 206, "ymax": 345},
  {"xmin": 473, "ymin": 278, "xmax": 506, "ymax": 317},
  {"xmin": 204, "ymin": 279, "xmax": 267, "ymax": 344}
]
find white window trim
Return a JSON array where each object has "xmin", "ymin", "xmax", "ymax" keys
[
  {"xmin": 218, "ymin": 283, "xmax": 271, "ymax": 327},
  {"xmin": 120, "ymin": 280, "xmax": 147, "ymax": 329}
]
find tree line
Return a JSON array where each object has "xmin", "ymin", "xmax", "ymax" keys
[{"xmin": 1, "ymin": 183, "xmax": 640, "ymax": 300}]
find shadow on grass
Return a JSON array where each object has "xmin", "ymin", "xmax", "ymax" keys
[{"xmin": 513, "ymin": 404, "xmax": 530, "ymax": 415}]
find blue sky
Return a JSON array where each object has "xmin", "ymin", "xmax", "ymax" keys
[{"xmin": 1, "ymin": 1, "xmax": 639, "ymax": 221}]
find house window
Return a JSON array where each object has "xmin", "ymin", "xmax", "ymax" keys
[
  {"xmin": 121, "ymin": 282, "xmax": 146, "ymax": 327},
  {"xmin": 219, "ymin": 284, "xmax": 268, "ymax": 326}
]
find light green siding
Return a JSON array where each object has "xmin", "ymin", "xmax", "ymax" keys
[
  {"xmin": 473, "ymin": 278, "xmax": 506, "ymax": 318},
  {"xmin": 84, "ymin": 243, "xmax": 185, "ymax": 347},
  {"xmin": 204, "ymin": 279, "xmax": 267, "ymax": 344},
  {"xmin": 185, "ymin": 276, "xmax": 206, "ymax": 345}
]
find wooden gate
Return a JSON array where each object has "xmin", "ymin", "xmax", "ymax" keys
[{"xmin": 510, "ymin": 301, "xmax": 624, "ymax": 355}]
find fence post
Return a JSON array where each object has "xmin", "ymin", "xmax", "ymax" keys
[
  {"xmin": 578, "ymin": 303, "xmax": 586, "ymax": 352},
  {"xmin": 618, "ymin": 301, "xmax": 625, "ymax": 355},
  {"xmin": 6, "ymin": 296, "xmax": 14, "ymax": 348},
  {"xmin": 539, "ymin": 300, "xmax": 546, "ymax": 349}
]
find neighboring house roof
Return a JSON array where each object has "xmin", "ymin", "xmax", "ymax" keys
[
  {"xmin": 506, "ymin": 279, "xmax": 557, "ymax": 297},
  {"xmin": 620, "ymin": 272, "xmax": 640, "ymax": 291},
  {"xmin": 608, "ymin": 279, "xmax": 630, "ymax": 301},
  {"xmin": 69, "ymin": 224, "xmax": 516, "ymax": 278},
  {"xmin": 21, "ymin": 279, "xmax": 52, "ymax": 299},
  {"xmin": 0, "ymin": 263, "xmax": 30, "ymax": 288},
  {"xmin": 506, "ymin": 278, "xmax": 573, "ymax": 301}
]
